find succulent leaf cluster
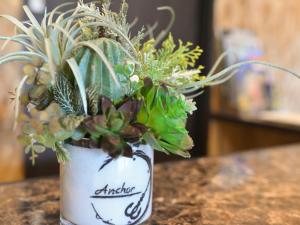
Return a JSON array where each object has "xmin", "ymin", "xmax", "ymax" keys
[
  {"xmin": 2, "ymin": 0, "xmax": 298, "ymax": 163},
  {"xmin": 0, "ymin": 0, "xmax": 209, "ymax": 163},
  {"xmin": 137, "ymin": 78, "xmax": 195, "ymax": 157},
  {"xmin": 83, "ymin": 97, "xmax": 147, "ymax": 157}
]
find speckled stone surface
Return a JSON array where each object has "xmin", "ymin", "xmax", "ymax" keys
[{"xmin": 1, "ymin": 144, "xmax": 300, "ymax": 225}]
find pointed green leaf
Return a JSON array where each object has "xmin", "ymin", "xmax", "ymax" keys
[
  {"xmin": 23, "ymin": 6, "xmax": 43, "ymax": 33},
  {"xmin": 143, "ymin": 132, "xmax": 169, "ymax": 154},
  {"xmin": 0, "ymin": 15, "xmax": 29, "ymax": 34},
  {"xmin": 14, "ymin": 75, "xmax": 28, "ymax": 130},
  {"xmin": 67, "ymin": 58, "xmax": 88, "ymax": 115}
]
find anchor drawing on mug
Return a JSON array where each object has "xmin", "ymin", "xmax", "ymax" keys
[{"xmin": 90, "ymin": 150, "xmax": 153, "ymax": 225}]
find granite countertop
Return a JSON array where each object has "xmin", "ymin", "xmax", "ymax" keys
[{"xmin": 0, "ymin": 144, "xmax": 300, "ymax": 225}]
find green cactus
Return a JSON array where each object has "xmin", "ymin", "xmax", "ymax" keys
[{"xmin": 75, "ymin": 38, "xmax": 132, "ymax": 103}]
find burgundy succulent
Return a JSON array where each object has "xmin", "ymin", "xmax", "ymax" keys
[{"xmin": 83, "ymin": 96, "xmax": 147, "ymax": 157}]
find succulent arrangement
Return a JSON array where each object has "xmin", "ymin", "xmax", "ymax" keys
[{"xmin": 0, "ymin": 0, "xmax": 298, "ymax": 163}]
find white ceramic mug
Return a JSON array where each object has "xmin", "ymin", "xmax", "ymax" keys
[{"xmin": 60, "ymin": 144, "xmax": 153, "ymax": 225}]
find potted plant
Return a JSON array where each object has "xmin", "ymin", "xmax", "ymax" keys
[{"xmin": 0, "ymin": 1, "xmax": 298, "ymax": 224}]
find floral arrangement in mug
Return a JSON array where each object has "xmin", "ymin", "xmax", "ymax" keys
[{"xmin": 0, "ymin": 0, "xmax": 298, "ymax": 163}]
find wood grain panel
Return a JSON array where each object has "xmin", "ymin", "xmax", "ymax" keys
[
  {"xmin": 0, "ymin": 0, "xmax": 24, "ymax": 182},
  {"xmin": 215, "ymin": 0, "xmax": 300, "ymax": 112}
]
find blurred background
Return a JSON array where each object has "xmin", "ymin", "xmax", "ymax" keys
[{"xmin": 1, "ymin": 0, "xmax": 300, "ymax": 183}]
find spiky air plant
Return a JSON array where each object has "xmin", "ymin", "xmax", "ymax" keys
[
  {"xmin": 0, "ymin": 0, "xmax": 144, "ymax": 162},
  {"xmin": 0, "ymin": 0, "xmax": 299, "ymax": 163}
]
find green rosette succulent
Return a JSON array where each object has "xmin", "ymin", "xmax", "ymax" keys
[{"xmin": 137, "ymin": 78, "xmax": 195, "ymax": 158}]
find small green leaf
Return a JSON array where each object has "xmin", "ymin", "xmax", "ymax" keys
[
  {"xmin": 24, "ymin": 145, "xmax": 32, "ymax": 154},
  {"xmin": 94, "ymin": 125, "xmax": 114, "ymax": 136},
  {"xmin": 110, "ymin": 118, "xmax": 124, "ymax": 132},
  {"xmin": 54, "ymin": 130, "xmax": 74, "ymax": 141},
  {"xmin": 60, "ymin": 115, "xmax": 85, "ymax": 131},
  {"xmin": 55, "ymin": 143, "xmax": 70, "ymax": 163},
  {"xmin": 22, "ymin": 123, "xmax": 35, "ymax": 135},
  {"xmin": 71, "ymin": 129, "xmax": 86, "ymax": 141},
  {"xmin": 143, "ymin": 132, "xmax": 169, "ymax": 154},
  {"xmin": 18, "ymin": 135, "xmax": 32, "ymax": 146},
  {"xmin": 34, "ymin": 131, "xmax": 56, "ymax": 149},
  {"xmin": 32, "ymin": 144, "xmax": 46, "ymax": 154}
]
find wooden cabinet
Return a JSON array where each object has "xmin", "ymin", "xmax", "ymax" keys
[{"xmin": 208, "ymin": 86, "xmax": 300, "ymax": 156}]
